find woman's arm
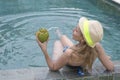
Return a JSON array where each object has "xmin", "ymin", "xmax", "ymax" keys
[
  {"xmin": 95, "ymin": 43, "xmax": 114, "ymax": 71},
  {"xmin": 43, "ymin": 50, "xmax": 70, "ymax": 71},
  {"xmin": 36, "ymin": 34, "xmax": 70, "ymax": 71}
]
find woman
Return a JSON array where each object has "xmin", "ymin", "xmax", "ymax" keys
[{"xmin": 36, "ymin": 17, "xmax": 114, "ymax": 72}]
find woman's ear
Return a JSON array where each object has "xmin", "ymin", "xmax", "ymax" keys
[
  {"xmin": 82, "ymin": 36, "xmax": 85, "ymax": 41},
  {"xmin": 81, "ymin": 40, "xmax": 84, "ymax": 43},
  {"xmin": 81, "ymin": 38, "xmax": 86, "ymax": 44}
]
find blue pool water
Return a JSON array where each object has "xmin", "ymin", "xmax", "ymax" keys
[{"xmin": 0, "ymin": 0, "xmax": 120, "ymax": 70}]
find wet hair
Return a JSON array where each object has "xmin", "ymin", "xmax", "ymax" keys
[{"xmin": 70, "ymin": 43, "xmax": 98, "ymax": 71}]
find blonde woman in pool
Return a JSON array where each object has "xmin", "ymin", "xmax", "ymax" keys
[{"xmin": 36, "ymin": 17, "xmax": 114, "ymax": 72}]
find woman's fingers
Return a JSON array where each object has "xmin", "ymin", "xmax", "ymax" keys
[{"xmin": 36, "ymin": 32, "xmax": 43, "ymax": 46}]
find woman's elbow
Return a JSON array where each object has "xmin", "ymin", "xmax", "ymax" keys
[
  {"xmin": 50, "ymin": 68, "xmax": 59, "ymax": 71},
  {"xmin": 49, "ymin": 65, "xmax": 60, "ymax": 71}
]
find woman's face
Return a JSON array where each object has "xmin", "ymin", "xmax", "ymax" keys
[{"xmin": 72, "ymin": 24, "xmax": 84, "ymax": 41}]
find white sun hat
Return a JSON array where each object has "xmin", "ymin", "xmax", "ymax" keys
[{"xmin": 79, "ymin": 17, "xmax": 103, "ymax": 48}]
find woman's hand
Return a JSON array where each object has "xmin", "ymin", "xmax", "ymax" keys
[
  {"xmin": 95, "ymin": 43, "xmax": 114, "ymax": 71},
  {"xmin": 36, "ymin": 32, "xmax": 48, "ymax": 53}
]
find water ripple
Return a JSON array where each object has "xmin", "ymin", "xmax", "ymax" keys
[{"xmin": 0, "ymin": 6, "xmax": 120, "ymax": 69}]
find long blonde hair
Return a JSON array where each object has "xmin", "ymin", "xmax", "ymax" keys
[{"xmin": 70, "ymin": 43, "xmax": 98, "ymax": 71}]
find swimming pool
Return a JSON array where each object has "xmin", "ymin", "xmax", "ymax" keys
[{"xmin": 0, "ymin": 0, "xmax": 120, "ymax": 70}]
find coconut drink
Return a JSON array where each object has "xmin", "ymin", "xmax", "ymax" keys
[{"xmin": 37, "ymin": 28, "xmax": 49, "ymax": 43}]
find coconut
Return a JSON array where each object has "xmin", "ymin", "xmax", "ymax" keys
[{"xmin": 37, "ymin": 28, "xmax": 49, "ymax": 43}]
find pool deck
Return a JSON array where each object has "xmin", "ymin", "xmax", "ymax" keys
[
  {"xmin": 0, "ymin": 60, "xmax": 120, "ymax": 80},
  {"xmin": 104, "ymin": 0, "xmax": 120, "ymax": 9},
  {"xmin": 112, "ymin": 0, "xmax": 120, "ymax": 4}
]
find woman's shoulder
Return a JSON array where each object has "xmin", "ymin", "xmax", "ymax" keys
[
  {"xmin": 95, "ymin": 42, "xmax": 102, "ymax": 49},
  {"xmin": 95, "ymin": 42, "xmax": 104, "ymax": 53}
]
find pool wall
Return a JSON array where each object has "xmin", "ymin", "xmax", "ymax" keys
[{"xmin": 0, "ymin": 60, "xmax": 120, "ymax": 80}]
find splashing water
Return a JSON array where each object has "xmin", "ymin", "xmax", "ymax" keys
[
  {"xmin": 48, "ymin": 27, "xmax": 59, "ymax": 31},
  {"xmin": 48, "ymin": 27, "xmax": 62, "ymax": 39}
]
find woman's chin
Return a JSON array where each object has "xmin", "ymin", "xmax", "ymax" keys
[
  {"xmin": 72, "ymin": 36, "xmax": 74, "ymax": 39},
  {"xmin": 73, "ymin": 38, "xmax": 78, "ymax": 41},
  {"xmin": 72, "ymin": 37, "xmax": 76, "ymax": 41}
]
